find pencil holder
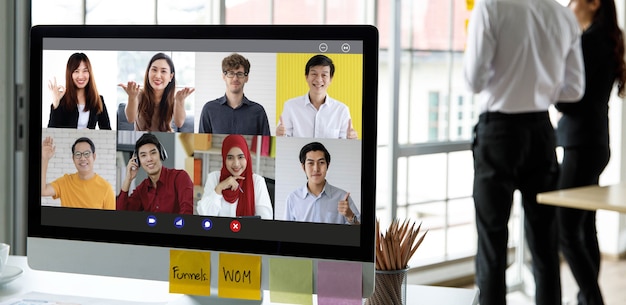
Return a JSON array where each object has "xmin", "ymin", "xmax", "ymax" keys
[{"xmin": 365, "ymin": 267, "xmax": 408, "ymax": 305}]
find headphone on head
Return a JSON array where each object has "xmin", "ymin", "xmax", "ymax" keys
[{"xmin": 133, "ymin": 133, "xmax": 168, "ymax": 166}]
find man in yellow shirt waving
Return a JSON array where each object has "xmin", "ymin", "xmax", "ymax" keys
[{"xmin": 41, "ymin": 136, "xmax": 115, "ymax": 210}]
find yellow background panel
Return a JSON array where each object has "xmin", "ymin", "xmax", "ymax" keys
[{"xmin": 276, "ymin": 53, "xmax": 363, "ymax": 139}]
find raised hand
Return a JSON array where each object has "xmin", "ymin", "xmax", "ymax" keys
[
  {"xmin": 216, "ymin": 176, "xmax": 245, "ymax": 194},
  {"xmin": 175, "ymin": 87, "xmax": 195, "ymax": 104},
  {"xmin": 126, "ymin": 154, "xmax": 139, "ymax": 182},
  {"xmin": 118, "ymin": 81, "xmax": 141, "ymax": 99},
  {"xmin": 337, "ymin": 192, "xmax": 352, "ymax": 217},
  {"xmin": 41, "ymin": 136, "xmax": 56, "ymax": 161},
  {"xmin": 276, "ymin": 116, "xmax": 286, "ymax": 136},
  {"xmin": 48, "ymin": 77, "xmax": 65, "ymax": 109},
  {"xmin": 347, "ymin": 119, "xmax": 358, "ymax": 139}
]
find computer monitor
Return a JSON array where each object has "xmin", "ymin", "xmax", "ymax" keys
[{"xmin": 27, "ymin": 25, "xmax": 378, "ymax": 301}]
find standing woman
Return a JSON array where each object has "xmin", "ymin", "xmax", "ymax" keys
[
  {"xmin": 47, "ymin": 52, "xmax": 111, "ymax": 129},
  {"xmin": 196, "ymin": 134, "xmax": 273, "ymax": 219},
  {"xmin": 119, "ymin": 52, "xmax": 194, "ymax": 132},
  {"xmin": 556, "ymin": 1, "xmax": 626, "ymax": 304}
]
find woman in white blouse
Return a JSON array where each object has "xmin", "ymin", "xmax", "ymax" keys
[{"xmin": 196, "ymin": 135, "xmax": 273, "ymax": 219}]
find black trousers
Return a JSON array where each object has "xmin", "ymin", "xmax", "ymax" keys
[
  {"xmin": 472, "ymin": 112, "xmax": 561, "ymax": 305},
  {"xmin": 558, "ymin": 145, "xmax": 609, "ymax": 305}
]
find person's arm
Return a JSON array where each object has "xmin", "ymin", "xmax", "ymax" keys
[
  {"xmin": 557, "ymin": 33, "xmax": 585, "ymax": 102},
  {"xmin": 253, "ymin": 175, "xmax": 273, "ymax": 220},
  {"xmin": 118, "ymin": 81, "xmax": 141, "ymax": 123},
  {"xmin": 198, "ymin": 103, "xmax": 212, "ymax": 133},
  {"xmin": 260, "ymin": 108, "xmax": 271, "ymax": 136},
  {"xmin": 197, "ymin": 172, "xmax": 225, "ymax": 216},
  {"xmin": 97, "ymin": 96, "xmax": 112, "ymax": 130},
  {"xmin": 117, "ymin": 155, "xmax": 140, "ymax": 210},
  {"xmin": 284, "ymin": 193, "xmax": 295, "ymax": 221},
  {"xmin": 48, "ymin": 77, "xmax": 65, "ymax": 110},
  {"xmin": 463, "ymin": 1, "xmax": 496, "ymax": 93},
  {"xmin": 41, "ymin": 137, "xmax": 57, "ymax": 197},
  {"xmin": 337, "ymin": 192, "xmax": 359, "ymax": 225},
  {"xmin": 173, "ymin": 87, "xmax": 195, "ymax": 128},
  {"xmin": 174, "ymin": 170, "xmax": 194, "ymax": 215},
  {"xmin": 103, "ymin": 185, "xmax": 115, "ymax": 210}
]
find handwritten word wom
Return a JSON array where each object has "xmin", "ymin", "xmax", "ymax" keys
[{"xmin": 222, "ymin": 267, "xmax": 252, "ymax": 284}]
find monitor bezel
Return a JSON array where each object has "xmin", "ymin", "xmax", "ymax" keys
[{"xmin": 28, "ymin": 24, "xmax": 378, "ymax": 263}]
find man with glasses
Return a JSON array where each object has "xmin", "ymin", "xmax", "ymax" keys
[
  {"xmin": 41, "ymin": 136, "xmax": 115, "ymax": 210},
  {"xmin": 198, "ymin": 53, "xmax": 271, "ymax": 135}
]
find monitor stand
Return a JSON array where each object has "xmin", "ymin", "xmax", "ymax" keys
[{"xmin": 185, "ymin": 295, "xmax": 263, "ymax": 304}]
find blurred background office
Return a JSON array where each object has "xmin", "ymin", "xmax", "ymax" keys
[{"xmin": 1, "ymin": 0, "xmax": 625, "ymax": 298}]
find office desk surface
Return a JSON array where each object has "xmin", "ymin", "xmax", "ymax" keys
[
  {"xmin": 537, "ymin": 183, "xmax": 626, "ymax": 213},
  {"xmin": 1, "ymin": 256, "xmax": 478, "ymax": 305}
]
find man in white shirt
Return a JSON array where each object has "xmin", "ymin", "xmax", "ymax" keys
[
  {"xmin": 276, "ymin": 55, "xmax": 357, "ymax": 139},
  {"xmin": 464, "ymin": 1, "xmax": 585, "ymax": 305},
  {"xmin": 284, "ymin": 142, "xmax": 360, "ymax": 224}
]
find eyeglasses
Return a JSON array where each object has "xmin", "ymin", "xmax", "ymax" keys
[
  {"xmin": 73, "ymin": 151, "xmax": 92, "ymax": 159},
  {"xmin": 224, "ymin": 71, "xmax": 248, "ymax": 79}
]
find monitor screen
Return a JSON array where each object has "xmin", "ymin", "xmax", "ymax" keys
[{"xmin": 28, "ymin": 25, "xmax": 378, "ymax": 299}]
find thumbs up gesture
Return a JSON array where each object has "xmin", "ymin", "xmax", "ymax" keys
[
  {"xmin": 276, "ymin": 116, "xmax": 286, "ymax": 136},
  {"xmin": 338, "ymin": 192, "xmax": 352, "ymax": 217},
  {"xmin": 347, "ymin": 119, "xmax": 358, "ymax": 139}
]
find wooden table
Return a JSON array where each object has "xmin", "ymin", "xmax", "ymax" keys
[{"xmin": 536, "ymin": 183, "xmax": 626, "ymax": 213}]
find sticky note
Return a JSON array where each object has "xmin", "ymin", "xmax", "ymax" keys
[
  {"xmin": 317, "ymin": 261, "xmax": 362, "ymax": 305},
  {"xmin": 169, "ymin": 250, "xmax": 211, "ymax": 296},
  {"xmin": 269, "ymin": 258, "xmax": 313, "ymax": 305},
  {"xmin": 218, "ymin": 253, "xmax": 262, "ymax": 300},
  {"xmin": 466, "ymin": 0, "xmax": 474, "ymax": 10}
]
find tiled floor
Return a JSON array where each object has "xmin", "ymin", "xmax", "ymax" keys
[{"xmin": 466, "ymin": 258, "xmax": 626, "ymax": 305}]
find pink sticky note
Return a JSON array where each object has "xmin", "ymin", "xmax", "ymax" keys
[{"xmin": 316, "ymin": 261, "xmax": 362, "ymax": 305}]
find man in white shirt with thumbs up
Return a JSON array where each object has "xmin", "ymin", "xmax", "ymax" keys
[
  {"xmin": 284, "ymin": 142, "xmax": 360, "ymax": 224},
  {"xmin": 276, "ymin": 54, "xmax": 357, "ymax": 139}
]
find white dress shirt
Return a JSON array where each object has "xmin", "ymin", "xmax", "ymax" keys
[
  {"xmin": 280, "ymin": 93, "xmax": 352, "ymax": 138},
  {"xmin": 284, "ymin": 182, "xmax": 360, "ymax": 224},
  {"xmin": 196, "ymin": 171, "xmax": 273, "ymax": 220},
  {"xmin": 464, "ymin": 0, "xmax": 585, "ymax": 114}
]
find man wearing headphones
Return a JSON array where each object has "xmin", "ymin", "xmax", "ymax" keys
[{"xmin": 116, "ymin": 133, "xmax": 193, "ymax": 214}]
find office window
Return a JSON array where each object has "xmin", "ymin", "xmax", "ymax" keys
[{"xmin": 86, "ymin": 0, "xmax": 156, "ymax": 24}]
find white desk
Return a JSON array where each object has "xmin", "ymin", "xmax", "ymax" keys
[
  {"xmin": 537, "ymin": 183, "xmax": 626, "ymax": 213},
  {"xmin": 1, "ymin": 256, "xmax": 478, "ymax": 305}
]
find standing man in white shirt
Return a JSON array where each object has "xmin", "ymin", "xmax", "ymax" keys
[
  {"xmin": 276, "ymin": 54, "xmax": 358, "ymax": 139},
  {"xmin": 464, "ymin": 1, "xmax": 585, "ymax": 305}
]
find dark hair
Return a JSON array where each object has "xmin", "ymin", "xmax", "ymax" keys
[
  {"xmin": 139, "ymin": 53, "xmax": 176, "ymax": 132},
  {"xmin": 305, "ymin": 55, "xmax": 335, "ymax": 77},
  {"xmin": 72, "ymin": 137, "xmax": 95, "ymax": 154},
  {"xmin": 61, "ymin": 53, "xmax": 103, "ymax": 114},
  {"xmin": 222, "ymin": 53, "xmax": 251, "ymax": 74},
  {"xmin": 134, "ymin": 133, "xmax": 167, "ymax": 165},
  {"xmin": 299, "ymin": 142, "xmax": 331, "ymax": 166},
  {"xmin": 594, "ymin": 0, "xmax": 626, "ymax": 97}
]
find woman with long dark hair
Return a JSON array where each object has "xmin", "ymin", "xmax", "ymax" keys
[
  {"xmin": 556, "ymin": 1, "xmax": 626, "ymax": 304},
  {"xmin": 47, "ymin": 52, "xmax": 111, "ymax": 129},
  {"xmin": 119, "ymin": 52, "xmax": 194, "ymax": 132}
]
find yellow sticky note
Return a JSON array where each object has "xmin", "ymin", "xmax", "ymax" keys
[
  {"xmin": 218, "ymin": 253, "xmax": 262, "ymax": 300},
  {"xmin": 269, "ymin": 258, "xmax": 313, "ymax": 305},
  {"xmin": 466, "ymin": 0, "xmax": 474, "ymax": 10},
  {"xmin": 169, "ymin": 250, "xmax": 211, "ymax": 296}
]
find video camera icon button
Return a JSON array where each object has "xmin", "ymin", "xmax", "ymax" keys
[
  {"xmin": 230, "ymin": 220, "xmax": 241, "ymax": 233},
  {"xmin": 174, "ymin": 217, "xmax": 185, "ymax": 229},
  {"xmin": 202, "ymin": 219, "xmax": 213, "ymax": 231},
  {"xmin": 319, "ymin": 43, "xmax": 328, "ymax": 53},
  {"xmin": 147, "ymin": 215, "xmax": 157, "ymax": 227}
]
